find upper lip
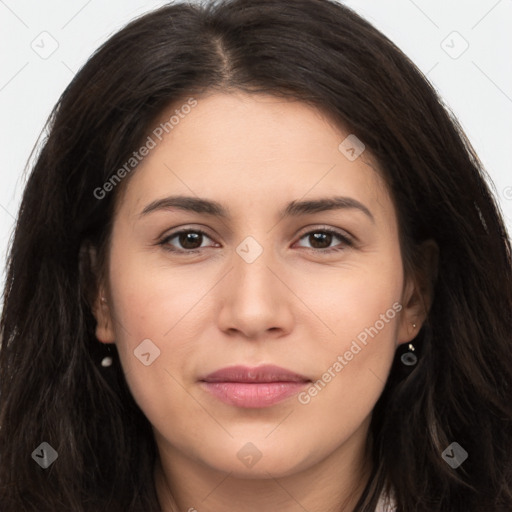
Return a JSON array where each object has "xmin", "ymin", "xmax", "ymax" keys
[{"xmin": 200, "ymin": 365, "xmax": 311, "ymax": 383}]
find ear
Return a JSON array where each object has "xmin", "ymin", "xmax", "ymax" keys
[
  {"xmin": 397, "ymin": 239, "xmax": 439, "ymax": 345},
  {"xmin": 80, "ymin": 242, "xmax": 116, "ymax": 345}
]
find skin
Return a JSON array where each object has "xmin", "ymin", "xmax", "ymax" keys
[{"xmin": 92, "ymin": 92, "xmax": 434, "ymax": 512}]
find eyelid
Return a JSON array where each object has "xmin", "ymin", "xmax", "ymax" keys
[
  {"xmin": 295, "ymin": 224, "xmax": 354, "ymax": 242},
  {"xmin": 293, "ymin": 225, "xmax": 355, "ymax": 252},
  {"xmin": 158, "ymin": 225, "xmax": 218, "ymax": 253}
]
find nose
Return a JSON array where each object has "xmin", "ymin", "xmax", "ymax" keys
[{"xmin": 216, "ymin": 243, "xmax": 294, "ymax": 340}]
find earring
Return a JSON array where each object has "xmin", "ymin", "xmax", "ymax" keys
[
  {"xmin": 99, "ymin": 297, "xmax": 112, "ymax": 366},
  {"xmin": 101, "ymin": 356, "xmax": 113, "ymax": 367},
  {"xmin": 99, "ymin": 342, "xmax": 114, "ymax": 368},
  {"xmin": 400, "ymin": 342, "xmax": 418, "ymax": 366}
]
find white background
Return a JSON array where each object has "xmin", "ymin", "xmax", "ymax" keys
[{"xmin": 1, "ymin": 0, "xmax": 511, "ymax": 297}]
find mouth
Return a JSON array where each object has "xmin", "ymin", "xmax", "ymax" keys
[{"xmin": 199, "ymin": 364, "xmax": 311, "ymax": 408}]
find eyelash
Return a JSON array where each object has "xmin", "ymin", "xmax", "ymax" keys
[{"xmin": 158, "ymin": 227, "xmax": 354, "ymax": 255}]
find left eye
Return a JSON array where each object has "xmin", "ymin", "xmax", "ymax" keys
[{"xmin": 295, "ymin": 229, "xmax": 352, "ymax": 252}]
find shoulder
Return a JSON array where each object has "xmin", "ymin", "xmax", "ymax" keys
[{"xmin": 375, "ymin": 488, "xmax": 397, "ymax": 512}]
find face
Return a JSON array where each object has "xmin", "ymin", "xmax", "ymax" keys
[{"xmin": 93, "ymin": 92, "xmax": 424, "ymax": 480}]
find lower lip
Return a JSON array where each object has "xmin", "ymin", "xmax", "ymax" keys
[{"xmin": 201, "ymin": 381, "xmax": 309, "ymax": 408}]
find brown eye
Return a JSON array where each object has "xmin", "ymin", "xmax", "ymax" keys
[
  {"xmin": 160, "ymin": 229, "xmax": 216, "ymax": 253},
  {"xmin": 178, "ymin": 232, "xmax": 203, "ymax": 249},
  {"xmin": 308, "ymin": 232, "xmax": 333, "ymax": 249},
  {"xmin": 295, "ymin": 228, "xmax": 353, "ymax": 253}
]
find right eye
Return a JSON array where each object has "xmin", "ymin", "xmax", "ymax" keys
[{"xmin": 159, "ymin": 228, "xmax": 219, "ymax": 254}]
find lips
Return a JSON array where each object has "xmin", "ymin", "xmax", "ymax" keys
[
  {"xmin": 199, "ymin": 365, "xmax": 311, "ymax": 408},
  {"xmin": 200, "ymin": 364, "xmax": 310, "ymax": 383}
]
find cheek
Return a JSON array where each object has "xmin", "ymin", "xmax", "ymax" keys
[
  {"xmin": 107, "ymin": 231, "xmax": 216, "ymax": 342},
  {"xmin": 105, "ymin": 244, "xmax": 203, "ymax": 415},
  {"xmin": 293, "ymin": 244, "xmax": 403, "ymax": 347},
  {"xmin": 293, "ymin": 291, "xmax": 400, "ymax": 450},
  {"xmin": 292, "ymin": 246, "xmax": 403, "ymax": 411}
]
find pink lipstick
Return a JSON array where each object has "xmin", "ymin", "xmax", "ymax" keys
[{"xmin": 199, "ymin": 364, "xmax": 311, "ymax": 408}]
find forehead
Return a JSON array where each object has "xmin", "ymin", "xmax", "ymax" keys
[{"xmin": 116, "ymin": 92, "xmax": 394, "ymax": 226}]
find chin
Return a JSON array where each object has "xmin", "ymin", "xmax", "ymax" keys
[{"xmin": 199, "ymin": 443, "xmax": 314, "ymax": 479}]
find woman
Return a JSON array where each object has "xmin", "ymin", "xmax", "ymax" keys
[{"xmin": 1, "ymin": 0, "xmax": 511, "ymax": 510}]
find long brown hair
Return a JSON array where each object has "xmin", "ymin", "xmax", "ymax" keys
[{"xmin": 1, "ymin": 1, "xmax": 511, "ymax": 510}]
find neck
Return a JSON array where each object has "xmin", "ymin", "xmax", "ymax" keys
[{"xmin": 154, "ymin": 427, "xmax": 373, "ymax": 512}]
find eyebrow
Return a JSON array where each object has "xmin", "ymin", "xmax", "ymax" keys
[{"xmin": 139, "ymin": 195, "xmax": 374, "ymax": 223}]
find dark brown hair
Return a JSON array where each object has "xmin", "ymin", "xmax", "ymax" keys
[{"xmin": 1, "ymin": 1, "xmax": 511, "ymax": 510}]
